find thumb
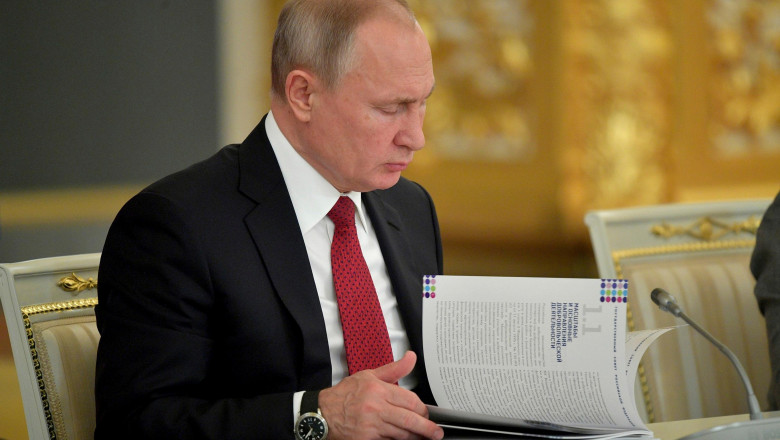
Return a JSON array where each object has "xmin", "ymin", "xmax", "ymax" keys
[{"xmin": 373, "ymin": 350, "xmax": 417, "ymax": 384}]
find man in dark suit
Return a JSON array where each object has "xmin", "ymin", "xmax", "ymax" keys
[
  {"xmin": 94, "ymin": 0, "xmax": 443, "ymax": 439},
  {"xmin": 753, "ymin": 190, "xmax": 780, "ymax": 410}
]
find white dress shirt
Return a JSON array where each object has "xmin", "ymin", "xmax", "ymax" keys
[{"xmin": 264, "ymin": 112, "xmax": 416, "ymax": 421}]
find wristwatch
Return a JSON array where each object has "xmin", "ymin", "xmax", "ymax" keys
[{"xmin": 295, "ymin": 389, "xmax": 328, "ymax": 440}]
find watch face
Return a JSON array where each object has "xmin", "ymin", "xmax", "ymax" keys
[{"xmin": 296, "ymin": 414, "xmax": 327, "ymax": 440}]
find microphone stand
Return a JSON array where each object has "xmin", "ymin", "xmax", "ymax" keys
[
  {"xmin": 648, "ymin": 288, "xmax": 780, "ymax": 440},
  {"xmin": 650, "ymin": 287, "xmax": 762, "ymax": 421}
]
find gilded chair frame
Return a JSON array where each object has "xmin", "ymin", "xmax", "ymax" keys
[{"xmin": 0, "ymin": 253, "xmax": 100, "ymax": 440}]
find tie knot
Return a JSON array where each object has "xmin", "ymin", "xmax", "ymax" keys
[{"xmin": 327, "ymin": 196, "xmax": 355, "ymax": 228}]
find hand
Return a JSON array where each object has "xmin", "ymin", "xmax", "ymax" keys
[{"xmin": 319, "ymin": 351, "xmax": 444, "ymax": 440}]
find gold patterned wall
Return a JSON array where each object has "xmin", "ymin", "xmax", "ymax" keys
[
  {"xmin": 708, "ymin": 0, "xmax": 780, "ymax": 156},
  {"xmin": 673, "ymin": 0, "xmax": 780, "ymax": 202},
  {"xmin": 404, "ymin": 0, "xmax": 564, "ymax": 249},
  {"xmin": 409, "ymin": 0, "xmax": 537, "ymax": 161},
  {"xmin": 401, "ymin": 0, "xmax": 780, "ymax": 270},
  {"xmin": 559, "ymin": 0, "xmax": 674, "ymax": 234}
]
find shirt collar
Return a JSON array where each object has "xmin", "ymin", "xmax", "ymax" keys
[{"xmin": 265, "ymin": 111, "xmax": 369, "ymax": 234}]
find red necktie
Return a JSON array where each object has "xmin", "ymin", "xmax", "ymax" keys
[{"xmin": 328, "ymin": 196, "xmax": 395, "ymax": 375}]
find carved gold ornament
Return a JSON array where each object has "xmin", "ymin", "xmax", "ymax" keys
[
  {"xmin": 57, "ymin": 273, "xmax": 98, "ymax": 293},
  {"xmin": 561, "ymin": 0, "xmax": 672, "ymax": 217},
  {"xmin": 708, "ymin": 0, "xmax": 780, "ymax": 155},
  {"xmin": 407, "ymin": 0, "xmax": 536, "ymax": 161},
  {"xmin": 21, "ymin": 297, "xmax": 99, "ymax": 317},
  {"xmin": 650, "ymin": 215, "xmax": 761, "ymax": 241}
]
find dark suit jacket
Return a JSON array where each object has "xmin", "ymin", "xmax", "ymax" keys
[
  {"xmin": 753, "ymin": 191, "xmax": 780, "ymax": 410},
  {"xmin": 94, "ymin": 115, "xmax": 443, "ymax": 439}
]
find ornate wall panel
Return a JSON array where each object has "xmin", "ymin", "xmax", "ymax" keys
[
  {"xmin": 403, "ymin": 0, "xmax": 561, "ymax": 250},
  {"xmin": 408, "ymin": 0, "xmax": 536, "ymax": 161},
  {"xmin": 559, "ymin": 0, "xmax": 674, "ymax": 233},
  {"xmin": 673, "ymin": 0, "xmax": 780, "ymax": 201},
  {"xmin": 404, "ymin": 0, "xmax": 778, "ymax": 243},
  {"xmin": 708, "ymin": 0, "xmax": 780, "ymax": 156}
]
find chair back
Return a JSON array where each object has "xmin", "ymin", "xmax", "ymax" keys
[
  {"xmin": 584, "ymin": 200, "xmax": 772, "ymax": 422},
  {"xmin": 0, "ymin": 253, "xmax": 100, "ymax": 440}
]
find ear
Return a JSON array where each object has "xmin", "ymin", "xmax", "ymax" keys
[{"xmin": 285, "ymin": 69, "xmax": 318, "ymax": 122}]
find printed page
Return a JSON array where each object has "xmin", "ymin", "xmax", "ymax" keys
[
  {"xmin": 625, "ymin": 327, "xmax": 676, "ymax": 392},
  {"xmin": 422, "ymin": 275, "xmax": 648, "ymax": 432},
  {"xmin": 427, "ymin": 405, "xmax": 653, "ymax": 439}
]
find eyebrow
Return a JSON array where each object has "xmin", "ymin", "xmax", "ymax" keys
[{"xmin": 390, "ymin": 83, "xmax": 436, "ymax": 105}]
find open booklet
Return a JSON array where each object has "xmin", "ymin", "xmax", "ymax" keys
[{"xmin": 421, "ymin": 275, "xmax": 674, "ymax": 439}]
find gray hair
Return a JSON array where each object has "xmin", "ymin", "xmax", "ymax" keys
[{"xmin": 271, "ymin": 0, "xmax": 416, "ymax": 98}]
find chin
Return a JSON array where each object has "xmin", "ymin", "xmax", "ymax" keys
[{"xmin": 372, "ymin": 174, "xmax": 403, "ymax": 191}]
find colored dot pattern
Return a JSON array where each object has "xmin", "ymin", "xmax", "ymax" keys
[
  {"xmin": 328, "ymin": 197, "xmax": 394, "ymax": 375},
  {"xmin": 423, "ymin": 275, "xmax": 437, "ymax": 298},
  {"xmin": 600, "ymin": 279, "xmax": 629, "ymax": 303}
]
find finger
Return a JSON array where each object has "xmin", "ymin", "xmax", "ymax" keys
[
  {"xmin": 381, "ymin": 405, "xmax": 444, "ymax": 440},
  {"xmin": 373, "ymin": 350, "xmax": 417, "ymax": 384},
  {"xmin": 376, "ymin": 422, "xmax": 428, "ymax": 440},
  {"xmin": 384, "ymin": 384, "xmax": 429, "ymax": 416}
]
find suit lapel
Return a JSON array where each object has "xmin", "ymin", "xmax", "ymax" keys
[
  {"xmin": 238, "ymin": 118, "xmax": 331, "ymax": 389},
  {"xmin": 363, "ymin": 192, "xmax": 425, "ymax": 359},
  {"xmin": 364, "ymin": 191, "xmax": 435, "ymax": 402}
]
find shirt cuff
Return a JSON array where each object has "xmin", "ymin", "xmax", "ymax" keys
[{"xmin": 293, "ymin": 390, "xmax": 305, "ymax": 424}]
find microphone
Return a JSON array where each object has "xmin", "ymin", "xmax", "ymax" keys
[
  {"xmin": 650, "ymin": 287, "xmax": 763, "ymax": 421},
  {"xmin": 649, "ymin": 288, "xmax": 682, "ymax": 317}
]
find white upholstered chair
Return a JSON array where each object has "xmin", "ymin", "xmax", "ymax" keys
[
  {"xmin": 584, "ymin": 200, "xmax": 772, "ymax": 423},
  {"xmin": 0, "ymin": 253, "xmax": 100, "ymax": 440}
]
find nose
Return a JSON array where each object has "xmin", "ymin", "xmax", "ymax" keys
[{"xmin": 395, "ymin": 107, "xmax": 426, "ymax": 151}]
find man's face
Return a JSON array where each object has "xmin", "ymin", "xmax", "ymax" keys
[{"xmin": 302, "ymin": 17, "xmax": 435, "ymax": 193}]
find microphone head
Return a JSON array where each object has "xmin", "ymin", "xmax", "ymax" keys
[
  {"xmin": 650, "ymin": 287, "xmax": 669, "ymax": 306},
  {"xmin": 651, "ymin": 287, "xmax": 682, "ymax": 317}
]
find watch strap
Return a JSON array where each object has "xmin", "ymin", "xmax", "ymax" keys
[{"xmin": 301, "ymin": 389, "xmax": 321, "ymax": 415}]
